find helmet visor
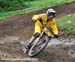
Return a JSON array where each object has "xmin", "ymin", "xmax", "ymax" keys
[{"xmin": 47, "ymin": 12, "xmax": 56, "ymax": 17}]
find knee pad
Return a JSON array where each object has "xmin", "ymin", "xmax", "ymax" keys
[
  {"xmin": 54, "ymin": 34, "xmax": 58, "ymax": 38},
  {"xmin": 33, "ymin": 33, "xmax": 40, "ymax": 38},
  {"xmin": 48, "ymin": 36, "xmax": 51, "ymax": 40}
]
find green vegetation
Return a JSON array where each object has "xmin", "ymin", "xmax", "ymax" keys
[
  {"xmin": 0, "ymin": 0, "xmax": 75, "ymax": 19},
  {"xmin": 0, "ymin": 0, "xmax": 35, "ymax": 12},
  {"xmin": 56, "ymin": 14, "xmax": 75, "ymax": 35}
]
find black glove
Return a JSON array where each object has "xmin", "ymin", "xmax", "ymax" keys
[
  {"xmin": 38, "ymin": 18, "xmax": 43, "ymax": 24},
  {"xmin": 54, "ymin": 34, "xmax": 58, "ymax": 38}
]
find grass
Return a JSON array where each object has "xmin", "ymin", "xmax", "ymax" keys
[
  {"xmin": 0, "ymin": 0, "xmax": 75, "ymax": 19},
  {"xmin": 56, "ymin": 14, "xmax": 75, "ymax": 35}
]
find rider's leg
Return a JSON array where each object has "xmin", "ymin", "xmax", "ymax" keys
[
  {"xmin": 25, "ymin": 33, "xmax": 40, "ymax": 49},
  {"xmin": 47, "ymin": 21, "xmax": 58, "ymax": 39},
  {"xmin": 48, "ymin": 36, "xmax": 51, "ymax": 40},
  {"xmin": 25, "ymin": 22, "xmax": 42, "ymax": 49},
  {"xmin": 30, "ymin": 33, "xmax": 40, "ymax": 42}
]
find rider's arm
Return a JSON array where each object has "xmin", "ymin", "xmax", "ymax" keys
[
  {"xmin": 32, "ymin": 15, "xmax": 41, "ymax": 22},
  {"xmin": 51, "ymin": 19, "xmax": 59, "ymax": 38},
  {"xmin": 32, "ymin": 15, "xmax": 43, "ymax": 24}
]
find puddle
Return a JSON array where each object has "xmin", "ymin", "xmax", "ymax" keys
[
  {"xmin": 0, "ymin": 36, "xmax": 75, "ymax": 46},
  {"xmin": 68, "ymin": 49, "xmax": 75, "ymax": 57},
  {"xmin": 0, "ymin": 36, "xmax": 23, "ymax": 44},
  {"xmin": 5, "ymin": 36, "xmax": 19, "ymax": 40},
  {"xmin": 48, "ymin": 38, "xmax": 75, "ymax": 47}
]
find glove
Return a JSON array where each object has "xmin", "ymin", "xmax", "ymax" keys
[
  {"xmin": 54, "ymin": 34, "xmax": 58, "ymax": 38},
  {"xmin": 38, "ymin": 18, "xmax": 43, "ymax": 24}
]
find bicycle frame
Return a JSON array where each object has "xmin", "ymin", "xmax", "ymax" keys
[
  {"xmin": 23, "ymin": 24, "xmax": 52, "ymax": 57},
  {"xmin": 43, "ymin": 26, "xmax": 51, "ymax": 37}
]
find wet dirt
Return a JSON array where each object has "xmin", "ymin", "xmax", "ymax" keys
[{"xmin": 0, "ymin": 1, "xmax": 75, "ymax": 62}]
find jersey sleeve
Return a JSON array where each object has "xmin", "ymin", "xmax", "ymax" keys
[
  {"xmin": 32, "ymin": 15, "xmax": 40, "ymax": 22},
  {"xmin": 52, "ymin": 19, "xmax": 58, "ymax": 35}
]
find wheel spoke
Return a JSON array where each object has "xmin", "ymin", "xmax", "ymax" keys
[{"xmin": 28, "ymin": 35, "xmax": 49, "ymax": 56}]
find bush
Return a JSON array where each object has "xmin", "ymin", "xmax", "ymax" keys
[{"xmin": 0, "ymin": 0, "xmax": 35, "ymax": 12}]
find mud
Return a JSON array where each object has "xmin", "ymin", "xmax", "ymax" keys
[
  {"xmin": 0, "ymin": 37, "xmax": 75, "ymax": 62},
  {"xmin": 0, "ymin": 1, "xmax": 75, "ymax": 62}
]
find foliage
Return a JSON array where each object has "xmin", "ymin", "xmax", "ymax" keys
[
  {"xmin": 0, "ymin": 0, "xmax": 75, "ymax": 19},
  {"xmin": 0, "ymin": 0, "xmax": 35, "ymax": 12},
  {"xmin": 56, "ymin": 14, "xmax": 75, "ymax": 35}
]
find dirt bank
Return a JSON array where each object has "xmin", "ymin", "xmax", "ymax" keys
[{"xmin": 0, "ymin": 1, "xmax": 75, "ymax": 40}]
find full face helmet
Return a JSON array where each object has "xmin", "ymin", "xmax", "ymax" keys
[{"xmin": 46, "ymin": 8, "xmax": 56, "ymax": 17}]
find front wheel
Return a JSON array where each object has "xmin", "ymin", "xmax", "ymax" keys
[{"xmin": 28, "ymin": 35, "xmax": 49, "ymax": 57}]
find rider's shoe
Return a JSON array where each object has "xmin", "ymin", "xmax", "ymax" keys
[
  {"xmin": 23, "ymin": 43, "xmax": 32, "ymax": 54},
  {"xmin": 25, "ymin": 43, "xmax": 32, "ymax": 49}
]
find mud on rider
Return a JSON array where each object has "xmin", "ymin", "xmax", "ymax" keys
[{"xmin": 26, "ymin": 8, "xmax": 59, "ymax": 49}]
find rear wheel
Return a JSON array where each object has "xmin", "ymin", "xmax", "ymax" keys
[{"xmin": 28, "ymin": 35, "xmax": 49, "ymax": 57}]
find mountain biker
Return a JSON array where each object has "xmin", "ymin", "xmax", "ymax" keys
[{"xmin": 26, "ymin": 8, "xmax": 58, "ymax": 49}]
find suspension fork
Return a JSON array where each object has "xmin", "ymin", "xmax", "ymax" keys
[
  {"xmin": 44, "ymin": 27, "xmax": 51, "ymax": 37},
  {"xmin": 33, "ymin": 31, "xmax": 45, "ymax": 46}
]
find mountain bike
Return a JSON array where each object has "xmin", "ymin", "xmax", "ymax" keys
[{"xmin": 21, "ymin": 24, "xmax": 52, "ymax": 57}]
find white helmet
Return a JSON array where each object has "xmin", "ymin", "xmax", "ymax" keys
[{"xmin": 46, "ymin": 8, "xmax": 56, "ymax": 16}]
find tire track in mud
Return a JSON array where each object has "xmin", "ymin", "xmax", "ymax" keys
[
  {"xmin": 0, "ymin": 36, "xmax": 75, "ymax": 62},
  {"xmin": 0, "ymin": 1, "xmax": 75, "ymax": 62}
]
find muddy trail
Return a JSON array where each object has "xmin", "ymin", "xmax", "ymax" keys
[{"xmin": 0, "ymin": 1, "xmax": 75, "ymax": 62}]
